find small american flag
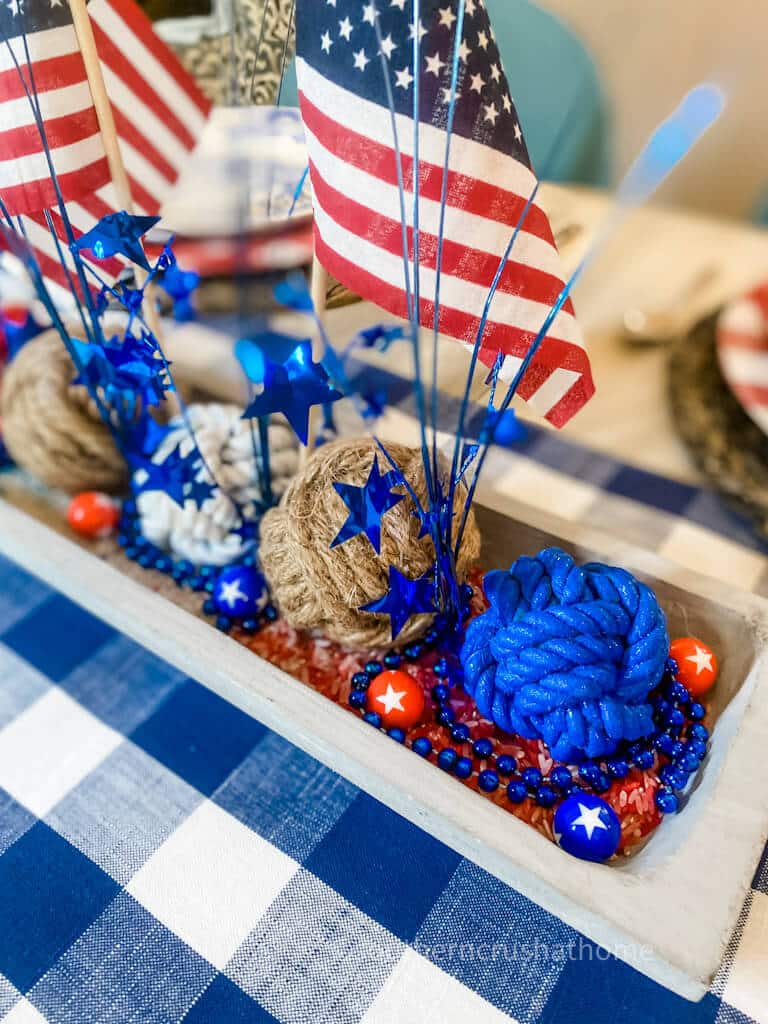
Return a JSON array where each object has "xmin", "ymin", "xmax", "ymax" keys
[
  {"xmin": 295, "ymin": 0, "xmax": 594, "ymax": 426},
  {"xmin": 0, "ymin": 0, "xmax": 211, "ymax": 293}
]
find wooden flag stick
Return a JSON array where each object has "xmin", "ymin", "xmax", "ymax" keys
[
  {"xmin": 300, "ymin": 254, "xmax": 329, "ymax": 468},
  {"xmin": 67, "ymin": 0, "xmax": 162, "ymax": 339}
]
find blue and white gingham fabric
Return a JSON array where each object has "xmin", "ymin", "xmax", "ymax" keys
[{"xmin": 0, "ymin": 430, "xmax": 766, "ymax": 1024}]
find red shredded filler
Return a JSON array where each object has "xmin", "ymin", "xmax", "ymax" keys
[{"xmin": 237, "ymin": 568, "xmax": 702, "ymax": 857}]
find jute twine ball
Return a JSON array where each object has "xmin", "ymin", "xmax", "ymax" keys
[
  {"xmin": 137, "ymin": 403, "xmax": 299, "ymax": 566},
  {"xmin": 0, "ymin": 329, "xmax": 126, "ymax": 494},
  {"xmin": 259, "ymin": 437, "xmax": 482, "ymax": 649}
]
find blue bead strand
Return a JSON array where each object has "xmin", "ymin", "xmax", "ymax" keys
[
  {"xmin": 343, "ymin": 638, "xmax": 708, "ymax": 821},
  {"xmin": 118, "ymin": 510, "xmax": 268, "ymax": 637}
]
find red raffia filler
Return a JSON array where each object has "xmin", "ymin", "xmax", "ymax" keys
[{"xmin": 237, "ymin": 567, "xmax": 701, "ymax": 857}]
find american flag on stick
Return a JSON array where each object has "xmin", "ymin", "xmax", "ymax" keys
[
  {"xmin": 0, "ymin": 0, "xmax": 211, "ymax": 294},
  {"xmin": 295, "ymin": 0, "xmax": 594, "ymax": 426}
]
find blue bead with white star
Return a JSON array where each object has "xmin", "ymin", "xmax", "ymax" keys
[
  {"xmin": 553, "ymin": 793, "xmax": 621, "ymax": 863},
  {"xmin": 212, "ymin": 566, "xmax": 268, "ymax": 620}
]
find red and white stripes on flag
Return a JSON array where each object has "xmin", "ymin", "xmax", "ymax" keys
[
  {"xmin": 0, "ymin": 0, "xmax": 211, "ymax": 294},
  {"xmin": 295, "ymin": 53, "xmax": 594, "ymax": 427}
]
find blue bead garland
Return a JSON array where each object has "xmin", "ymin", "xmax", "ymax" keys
[
  {"xmin": 496, "ymin": 754, "xmax": 517, "ymax": 776},
  {"xmin": 438, "ymin": 748, "xmax": 457, "ymax": 771},
  {"xmin": 412, "ymin": 737, "xmax": 432, "ymax": 758},
  {"xmin": 506, "ymin": 779, "xmax": 527, "ymax": 803},
  {"xmin": 335, "ymin": 584, "xmax": 710, "ymax": 836},
  {"xmin": 473, "ymin": 737, "xmax": 494, "ymax": 759},
  {"xmin": 478, "ymin": 769, "xmax": 499, "ymax": 793},
  {"xmin": 118, "ymin": 509, "xmax": 274, "ymax": 638}
]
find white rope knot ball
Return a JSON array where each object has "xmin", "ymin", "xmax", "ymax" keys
[{"xmin": 136, "ymin": 402, "xmax": 299, "ymax": 566}]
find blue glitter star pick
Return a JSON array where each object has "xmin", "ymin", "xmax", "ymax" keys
[
  {"xmin": 71, "ymin": 332, "xmax": 169, "ymax": 411},
  {"xmin": 360, "ymin": 565, "xmax": 436, "ymax": 642},
  {"xmin": 241, "ymin": 342, "xmax": 343, "ymax": 445},
  {"xmin": 129, "ymin": 449, "xmax": 188, "ymax": 508},
  {"xmin": 160, "ymin": 259, "xmax": 200, "ymax": 323},
  {"xmin": 355, "ymin": 324, "xmax": 406, "ymax": 352},
  {"xmin": 76, "ymin": 212, "xmax": 160, "ymax": 270},
  {"xmin": 123, "ymin": 414, "xmax": 171, "ymax": 458},
  {"xmin": 273, "ymin": 273, "xmax": 315, "ymax": 312},
  {"xmin": 69, "ymin": 336, "xmax": 111, "ymax": 393},
  {"xmin": 186, "ymin": 473, "xmax": 217, "ymax": 510},
  {"xmin": 479, "ymin": 407, "xmax": 526, "ymax": 447},
  {"xmin": 236, "ymin": 332, "xmax": 313, "ymax": 386},
  {"xmin": 331, "ymin": 456, "xmax": 404, "ymax": 554}
]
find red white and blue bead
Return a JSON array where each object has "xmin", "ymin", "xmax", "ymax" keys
[
  {"xmin": 212, "ymin": 565, "xmax": 269, "ymax": 620},
  {"xmin": 67, "ymin": 492, "xmax": 120, "ymax": 538},
  {"xmin": 554, "ymin": 794, "xmax": 621, "ymax": 862},
  {"xmin": 365, "ymin": 669, "xmax": 425, "ymax": 730},
  {"xmin": 669, "ymin": 637, "xmax": 718, "ymax": 697}
]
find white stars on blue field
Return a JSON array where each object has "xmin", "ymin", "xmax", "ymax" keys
[{"xmin": 296, "ymin": 0, "xmax": 530, "ymax": 165}]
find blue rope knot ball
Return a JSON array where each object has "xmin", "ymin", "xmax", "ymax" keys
[{"xmin": 461, "ymin": 548, "xmax": 669, "ymax": 762}]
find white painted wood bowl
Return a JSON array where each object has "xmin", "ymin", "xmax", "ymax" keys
[{"xmin": 0, "ymin": 482, "xmax": 765, "ymax": 1002}]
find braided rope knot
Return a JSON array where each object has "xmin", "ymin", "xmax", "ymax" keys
[{"xmin": 461, "ymin": 548, "xmax": 668, "ymax": 762}]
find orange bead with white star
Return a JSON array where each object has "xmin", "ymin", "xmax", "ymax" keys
[
  {"xmin": 365, "ymin": 669, "xmax": 425, "ymax": 729},
  {"xmin": 67, "ymin": 492, "xmax": 120, "ymax": 539},
  {"xmin": 669, "ymin": 637, "xmax": 718, "ymax": 697}
]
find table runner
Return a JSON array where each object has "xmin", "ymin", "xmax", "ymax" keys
[{"xmin": 0, "ymin": 429, "xmax": 765, "ymax": 1024}]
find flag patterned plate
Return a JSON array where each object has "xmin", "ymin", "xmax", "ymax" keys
[{"xmin": 716, "ymin": 281, "xmax": 768, "ymax": 435}]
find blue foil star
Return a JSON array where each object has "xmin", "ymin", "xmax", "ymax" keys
[
  {"xmin": 273, "ymin": 273, "xmax": 315, "ymax": 312},
  {"xmin": 123, "ymin": 414, "xmax": 171, "ymax": 458},
  {"xmin": 129, "ymin": 449, "xmax": 188, "ymax": 508},
  {"xmin": 186, "ymin": 473, "xmax": 217, "ymax": 510},
  {"xmin": 69, "ymin": 336, "xmax": 110, "ymax": 391},
  {"xmin": 242, "ymin": 342, "xmax": 343, "ymax": 445},
  {"xmin": 236, "ymin": 332, "xmax": 313, "ymax": 386},
  {"xmin": 355, "ymin": 324, "xmax": 406, "ymax": 352},
  {"xmin": 331, "ymin": 457, "xmax": 404, "ymax": 554},
  {"xmin": 76, "ymin": 212, "xmax": 160, "ymax": 270},
  {"xmin": 482, "ymin": 407, "xmax": 526, "ymax": 446},
  {"xmin": 71, "ymin": 332, "xmax": 169, "ymax": 410},
  {"xmin": 117, "ymin": 282, "xmax": 146, "ymax": 314},
  {"xmin": 160, "ymin": 260, "xmax": 200, "ymax": 323},
  {"xmin": 360, "ymin": 565, "xmax": 436, "ymax": 641}
]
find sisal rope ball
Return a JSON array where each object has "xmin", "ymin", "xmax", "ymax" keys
[
  {"xmin": 461, "ymin": 547, "xmax": 669, "ymax": 762},
  {"xmin": 259, "ymin": 437, "xmax": 482, "ymax": 649},
  {"xmin": 0, "ymin": 329, "xmax": 127, "ymax": 494}
]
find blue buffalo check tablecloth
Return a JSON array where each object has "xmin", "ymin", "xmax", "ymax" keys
[{"xmin": 0, "ymin": 421, "xmax": 768, "ymax": 1024}]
